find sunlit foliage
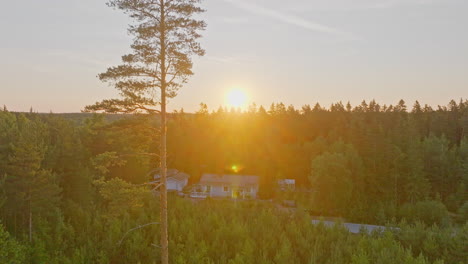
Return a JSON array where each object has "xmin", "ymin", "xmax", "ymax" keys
[{"xmin": 0, "ymin": 99, "xmax": 467, "ymax": 263}]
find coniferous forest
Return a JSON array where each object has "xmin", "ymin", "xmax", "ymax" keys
[{"xmin": 0, "ymin": 99, "xmax": 467, "ymax": 263}]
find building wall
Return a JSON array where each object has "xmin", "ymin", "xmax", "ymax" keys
[
  {"xmin": 210, "ymin": 184, "xmax": 230, "ymax": 198},
  {"xmin": 201, "ymin": 184, "xmax": 258, "ymax": 198},
  {"xmin": 167, "ymin": 179, "xmax": 188, "ymax": 192},
  {"xmin": 248, "ymin": 186, "xmax": 258, "ymax": 199},
  {"xmin": 167, "ymin": 180, "xmax": 178, "ymax": 191}
]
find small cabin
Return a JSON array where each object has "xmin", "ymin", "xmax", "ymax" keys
[{"xmin": 154, "ymin": 169, "xmax": 190, "ymax": 192}]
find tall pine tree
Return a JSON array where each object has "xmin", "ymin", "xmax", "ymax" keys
[{"xmin": 85, "ymin": 1, "xmax": 206, "ymax": 262}]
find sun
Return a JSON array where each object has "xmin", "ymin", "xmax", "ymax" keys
[{"xmin": 226, "ymin": 89, "xmax": 248, "ymax": 109}]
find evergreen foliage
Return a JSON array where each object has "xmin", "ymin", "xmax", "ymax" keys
[{"xmin": 0, "ymin": 99, "xmax": 467, "ymax": 263}]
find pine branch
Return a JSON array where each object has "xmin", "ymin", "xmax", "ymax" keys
[
  {"xmin": 83, "ymin": 99, "xmax": 160, "ymax": 114},
  {"xmin": 120, "ymin": 152, "xmax": 160, "ymax": 158},
  {"xmin": 117, "ymin": 222, "xmax": 160, "ymax": 246}
]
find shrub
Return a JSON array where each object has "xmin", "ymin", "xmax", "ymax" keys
[{"xmin": 398, "ymin": 200, "xmax": 450, "ymax": 227}]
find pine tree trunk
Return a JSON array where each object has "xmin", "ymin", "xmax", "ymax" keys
[
  {"xmin": 160, "ymin": 87, "xmax": 168, "ymax": 264},
  {"xmin": 29, "ymin": 206, "xmax": 32, "ymax": 243},
  {"xmin": 159, "ymin": 1, "xmax": 169, "ymax": 263}
]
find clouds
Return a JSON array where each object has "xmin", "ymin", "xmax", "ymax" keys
[
  {"xmin": 355, "ymin": 0, "xmax": 446, "ymax": 9},
  {"xmin": 220, "ymin": 16, "xmax": 250, "ymax": 25},
  {"xmin": 220, "ymin": 0, "xmax": 354, "ymax": 39},
  {"xmin": 285, "ymin": 0, "xmax": 453, "ymax": 12}
]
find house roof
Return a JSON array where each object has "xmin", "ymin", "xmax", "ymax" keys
[
  {"xmin": 169, "ymin": 172, "xmax": 190, "ymax": 182},
  {"xmin": 154, "ymin": 169, "xmax": 190, "ymax": 182},
  {"xmin": 199, "ymin": 174, "xmax": 259, "ymax": 186}
]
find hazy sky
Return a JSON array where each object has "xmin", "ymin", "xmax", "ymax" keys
[{"xmin": 0, "ymin": 0, "xmax": 467, "ymax": 113}]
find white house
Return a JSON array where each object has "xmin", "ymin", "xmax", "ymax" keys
[
  {"xmin": 191, "ymin": 174, "xmax": 259, "ymax": 199},
  {"xmin": 154, "ymin": 169, "xmax": 190, "ymax": 192},
  {"xmin": 277, "ymin": 179, "xmax": 295, "ymax": 191}
]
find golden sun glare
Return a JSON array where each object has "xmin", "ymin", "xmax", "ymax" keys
[{"xmin": 226, "ymin": 89, "xmax": 248, "ymax": 109}]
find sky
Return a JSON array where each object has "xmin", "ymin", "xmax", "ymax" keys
[{"xmin": 0, "ymin": 0, "xmax": 467, "ymax": 113}]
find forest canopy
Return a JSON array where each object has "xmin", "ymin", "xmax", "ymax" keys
[{"xmin": 0, "ymin": 99, "xmax": 467, "ymax": 263}]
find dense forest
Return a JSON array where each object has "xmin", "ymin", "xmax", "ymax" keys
[{"xmin": 0, "ymin": 99, "xmax": 467, "ymax": 263}]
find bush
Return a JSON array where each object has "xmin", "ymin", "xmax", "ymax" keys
[
  {"xmin": 398, "ymin": 200, "xmax": 450, "ymax": 227},
  {"xmin": 0, "ymin": 223, "xmax": 26, "ymax": 264},
  {"xmin": 457, "ymin": 201, "xmax": 468, "ymax": 223}
]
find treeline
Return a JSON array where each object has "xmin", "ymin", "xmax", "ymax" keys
[
  {"xmin": 168, "ymin": 100, "xmax": 467, "ymax": 222},
  {"xmin": 0, "ymin": 99, "xmax": 467, "ymax": 263}
]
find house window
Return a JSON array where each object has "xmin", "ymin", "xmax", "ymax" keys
[
  {"xmin": 245, "ymin": 187, "xmax": 251, "ymax": 193},
  {"xmin": 223, "ymin": 186, "xmax": 229, "ymax": 192},
  {"xmin": 206, "ymin": 185, "xmax": 211, "ymax": 193}
]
